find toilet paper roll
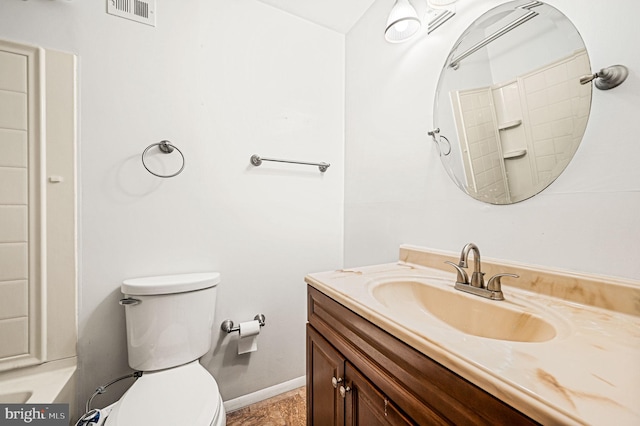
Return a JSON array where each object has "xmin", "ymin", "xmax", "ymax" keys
[{"xmin": 238, "ymin": 320, "xmax": 261, "ymax": 355}]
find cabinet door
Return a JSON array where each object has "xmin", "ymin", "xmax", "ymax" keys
[
  {"xmin": 307, "ymin": 324, "xmax": 345, "ymax": 426},
  {"xmin": 344, "ymin": 362, "xmax": 415, "ymax": 426}
]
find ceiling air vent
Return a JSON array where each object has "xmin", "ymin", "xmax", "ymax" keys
[{"xmin": 107, "ymin": 0, "xmax": 156, "ymax": 27}]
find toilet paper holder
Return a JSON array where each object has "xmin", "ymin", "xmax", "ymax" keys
[{"xmin": 220, "ymin": 314, "xmax": 266, "ymax": 334}]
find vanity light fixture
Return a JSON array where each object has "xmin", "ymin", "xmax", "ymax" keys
[
  {"xmin": 385, "ymin": 0, "xmax": 422, "ymax": 43},
  {"xmin": 385, "ymin": 0, "xmax": 457, "ymax": 43}
]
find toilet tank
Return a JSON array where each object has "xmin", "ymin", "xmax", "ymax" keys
[{"xmin": 120, "ymin": 272, "xmax": 221, "ymax": 371}]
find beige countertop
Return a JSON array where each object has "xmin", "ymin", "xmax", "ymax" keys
[{"xmin": 305, "ymin": 245, "xmax": 640, "ymax": 426}]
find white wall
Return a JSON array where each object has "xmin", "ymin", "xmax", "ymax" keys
[
  {"xmin": 0, "ymin": 0, "xmax": 344, "ymax": 415},
  {"xmin": 345, "ymin": 0, "xmax": 640, "ymax": 280},
  {"xmin": 3, "ymin": 0, "xmax": 638, "ymax": 417}
]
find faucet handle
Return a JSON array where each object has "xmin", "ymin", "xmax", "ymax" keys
[
  {"xmin": 445, "ymin": 261, "xmax": 469, "ymax": 285},
  {"xmin": 486, "ymin": 273, "xmax": 519, "ymax": 292}
]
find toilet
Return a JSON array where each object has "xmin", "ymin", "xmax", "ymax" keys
[{"xmin": 104, "ymin": 272, "xmax": 225, "ymax": 426}]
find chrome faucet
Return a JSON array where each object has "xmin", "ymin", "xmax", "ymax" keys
[
  {"xmin": 445, "ymin": 243, "xmax": 518, "ymax": 301},
  {"xmin": 459, "ymin": 243, "xmax": 484, "ymax": 288}
]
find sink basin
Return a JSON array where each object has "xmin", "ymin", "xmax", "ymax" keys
[{"xmin": 370, "ymin": 279, "xmax": 557, "ymax": 342}]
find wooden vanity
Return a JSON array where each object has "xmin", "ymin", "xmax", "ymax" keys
[
  {"xmin": 305, "ymin": 245, "xmax": 640, "ymax": 425},
  {"xmin": 307, "ymin": 286, "xmax": 537, "ymax": 425}
]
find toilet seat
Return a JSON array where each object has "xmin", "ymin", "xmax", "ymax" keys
[{"xmin": 104, "ymin": 361, "xmax": 225, "ymax": 426}]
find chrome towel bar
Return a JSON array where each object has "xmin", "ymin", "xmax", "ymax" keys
[{"xmin": 250, "ymin": 154, "xmax": 330, "ymax": 172}]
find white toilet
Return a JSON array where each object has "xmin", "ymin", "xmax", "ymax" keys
[{"xmin": 105, "ymin": 272, "xmax": 226, "ymax": 426}]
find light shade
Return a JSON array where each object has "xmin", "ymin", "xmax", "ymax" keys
[{"xmin": 385, "ymin": 0, "xmax": 421, "ymax": 43}]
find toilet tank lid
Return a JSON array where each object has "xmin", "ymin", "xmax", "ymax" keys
[{"xmin": 121, "ymin": 272, "xmax": 221, "ymax": 295}]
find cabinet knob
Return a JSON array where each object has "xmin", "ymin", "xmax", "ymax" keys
[
  {"xmin": 331, "ymin": 376, "xmax": 343, "ymax": 389},
  {"xmin": 339, "ymin": 385, "xmax": 351, "ymax": 398}
]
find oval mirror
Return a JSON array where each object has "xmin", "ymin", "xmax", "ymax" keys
[{"xmin": 433, "ymin": 0, "xmax": 592, "ymax": 204}]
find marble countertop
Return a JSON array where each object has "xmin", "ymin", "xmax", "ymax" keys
[{"xmin": 305, "ymin": 248, "xmax": 640, "ymax": 426}]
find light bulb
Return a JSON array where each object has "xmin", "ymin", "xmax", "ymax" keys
[{"xmin": 393, "ymin": 20, "xmax": 409, "ymax": 32}]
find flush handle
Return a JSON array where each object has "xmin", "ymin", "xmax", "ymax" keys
[{"xmin": 119, "ymin": 297, "xmax": 141, "ymax": 306}]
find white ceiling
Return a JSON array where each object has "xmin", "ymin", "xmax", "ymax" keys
[{"xmin": 255, "ymin": 0, "xmax": 378, "ymax": 34}]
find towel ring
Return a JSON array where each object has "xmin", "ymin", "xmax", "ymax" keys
[
  {"xmin": 141, "ymin": 140, "xmax": 185, "ymax": 178},
  {"xmin": 428, "ymin": 128, "xmax": 451, "ymax": 156}
]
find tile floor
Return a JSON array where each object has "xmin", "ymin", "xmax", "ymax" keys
[{"xmin": 226, "ymin": 387, "xmax": 306, "ymax": 426}]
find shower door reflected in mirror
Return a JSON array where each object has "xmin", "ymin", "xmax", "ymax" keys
[{"xmin": 433, "ymin": 1, "xmax": 592, "ymax": 204}]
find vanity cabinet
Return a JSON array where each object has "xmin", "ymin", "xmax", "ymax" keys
[
  {"xmin": 306, "ymin": 286, "xmax": 539, "ymax": 426},
  {"xmin": 307, "ymin": 325, "xmax": 344, "ymax": 425},
  {"xmin": 307, "ymin": 325, "xmax": 411, "ymax": 426},
  {"xmin": 344, "ymin": 360, "xmax": 413, "ymax": 425}
]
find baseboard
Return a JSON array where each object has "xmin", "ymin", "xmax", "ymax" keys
[{"xmin": 223, "ymin": 376, "xmax": 306, "ymax": 413}]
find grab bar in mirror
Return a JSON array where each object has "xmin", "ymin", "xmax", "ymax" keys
[{"xmin": 449, "ymin": 1, "xmax": 542, "ymax": 69}]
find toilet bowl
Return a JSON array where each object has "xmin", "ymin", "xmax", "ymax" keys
[
  {"xmin": 104, "ymin": 272, "xmax": 226, "ymax": 426},
  {"xmin": 105, "ymin": 361, "xmax": 224, "ymax": 426}
]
